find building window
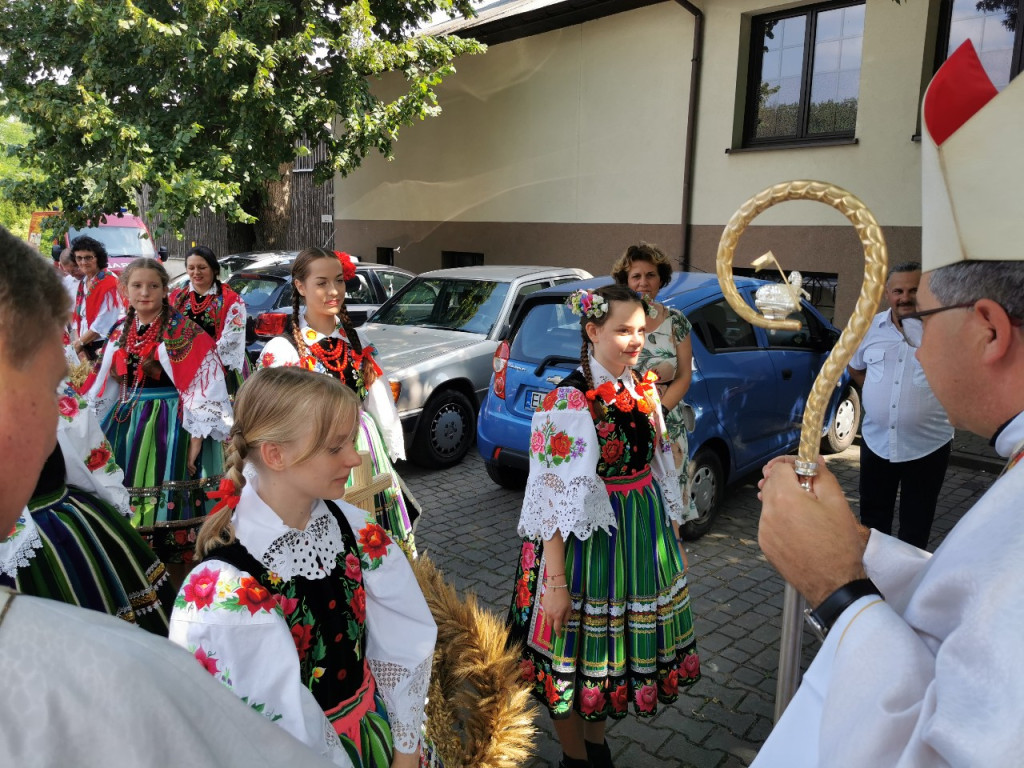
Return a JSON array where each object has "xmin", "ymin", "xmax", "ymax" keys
[
  {"xmin": 938, "ymin": 0, "xmax": 1022, "ymax": 89},
  {"xmin": 744, "ymin": 1, "xmax": 865, "ymax": 146},
  {"xmin": 441, "ymin": 251, "xmax": 484, "ymax": 268}
]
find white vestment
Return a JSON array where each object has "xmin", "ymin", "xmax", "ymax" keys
[
  {"xmin": 754, "ymin": 412, "xmax": 1024, "ymax": 767},
  {"xmin": 0, "ymin": 589, "xmax": 336, "ymax": 768}
]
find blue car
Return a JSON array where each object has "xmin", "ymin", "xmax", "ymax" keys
[{"xmin": 476, "ymin": 273, "xmax": 860, "ymax": 539}]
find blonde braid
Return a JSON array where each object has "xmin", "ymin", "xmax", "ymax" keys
[{"xmin": 194, "ymin": 429, "xmax": 246, "ymax": 557}]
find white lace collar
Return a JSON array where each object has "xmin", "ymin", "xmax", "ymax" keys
[
  {"xmin": 190, "ymin": 283, "xmax": 218, "ymax": 297},
  {"xmin": 588, "ymin": 354, "xmax": 641, "ymax": 397},
  {"xmin": 0, "ymin": 509, "xmax": 43, "ymax": 579},
  {"xmin": 231, "ymin": 476, "xmax": 344, "ymax": 581}
]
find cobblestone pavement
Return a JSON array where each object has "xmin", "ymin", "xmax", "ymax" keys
[{"xmin": 402, "ymin": 445, "xmax": 997, "ymax": 768}]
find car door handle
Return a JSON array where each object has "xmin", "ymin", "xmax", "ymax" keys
[{"xmin": 781, "ymin": 369, "xmax": 793, "ymax": 380}]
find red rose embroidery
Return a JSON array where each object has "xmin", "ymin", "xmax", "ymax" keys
[
  {"xmin": 519, "ymin": 659, "xmax": 536, "ymax": 682},
  {"xmin": 542, "ymin": 390, "xmax": 559, "ymax": 410},
  {"xmin": 549, "ymin": 432, "xmax": 572, "ymax": 459},
  {"xmin": 515, "ymin": 577, "xmax": 532, "ymax": 609},
  {"xmin": 58, "ymin": 396, "xmax": 79, "ymax": 419},
  {"xmin": 85, "ymin": 446, "xmax": 111, "ymax": 471},
  {"xmin": 683, "ymin": 653, "xmax": 700, "ymax": 678},
  {"xmin": 601, "ymin": 439, "xmax": 624, "ymax": 464},
  {"xmin": 350, "ymin": 586, "xmax": 367, "ymax": 623},
  {"xmin": 580, "ymin": 686, "xmax": 607, "ymax": 716},
  {"xmin": 358, "ymin": 524, "xmax": 391, "ymax": 560},
  {"xmin": 291, "ymin": 623, "xmax": 314, "ymax": 660},
  {"xmin": 173, "ymin": 529, "xmax": 188, "ymax": 545},
  {"xmin": 596, "ymin": 421, "xmax": 615, "ymax": 438},
  {"xmin": 543, "ymin": 673, "xmax": 559, "ymax": 705},
  {"xmin": 183, "ymin": 567, "xmax": 220, "ymax": 610},
  {"xmin": 194, "ymin": 646, "xmax": 219, "ymax": 676},
  {"xmin": 261, "ymin": 352, "xmax": 276, "ymax": 367},
  {"xmin": 344, "ymin": 553, "xmax": 362, "ymax": 582},
  {"xmin": 660, "ymin": 669, "xmax": 679, "ymax": 696},
  {"xmin": 610, "ymin": 683, "xmax": 628, "ymax": 712},
  {"xmin": 235, "ymin": 577, "xmax": 278, "ymax": 615},
  {"xmin": 634, "ymin": 683, "xmax": 657, "ymax": 713}
]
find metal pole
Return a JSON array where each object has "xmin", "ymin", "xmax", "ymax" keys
[{"xmin": 774, "ymin": 583, "xmax": 806, "ymax": 722}]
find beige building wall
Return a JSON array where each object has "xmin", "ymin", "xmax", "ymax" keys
[{"xmin": 334, "ymin": 3, "xmax": 696, "ymax": 276}]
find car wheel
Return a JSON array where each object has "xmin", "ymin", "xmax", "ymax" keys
[
  {"xmin": 411, "ymin": 390, "xmax": 476, "ymax": 469},
  {"xmin": 485, "ymin": 462, "xmax": 528, "ymax": 490},
  {"xmin": 822, "ymin": 386, "xmax": 861, "ymax": 454},
  {"xmin": 681, "ymin": 448, "xmax": 724, "ymax": 541}
]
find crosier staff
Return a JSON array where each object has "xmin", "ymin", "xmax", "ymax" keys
[{"xmin": 714, "ymin": 179, "xmax": 888, "ymax": 720}]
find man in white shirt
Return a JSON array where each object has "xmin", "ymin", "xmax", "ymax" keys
[
  {"xmin": 752, "ymin": 41, "xmax": 1024, "ymax": 766},
  {"xmin": 56, "ymin": 246, "xmax": 83, "ymax": 301},
  {"xmin": 0, "ymin": 224, "xmax": 337, "ymax": 767},
  {"xmin": 848, "ymin": 261, "xmax": 953, "ymax": 548}
]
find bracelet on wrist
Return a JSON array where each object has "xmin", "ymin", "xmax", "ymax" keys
[
  {"xmin": 547, "ymin": 583, "xmax": 569, "ymax": 590},
  {"xmin": 544, "ymin": 573, "xmax": 564, "ymax": 581}
]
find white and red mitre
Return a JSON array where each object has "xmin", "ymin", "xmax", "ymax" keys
[{"xmin": 921, "ymin": 41, "xmax": 1023, "ymax": 273}]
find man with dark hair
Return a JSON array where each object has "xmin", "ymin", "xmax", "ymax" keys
[
  {"xmin": 752, "ymin": 42, "xmax": 1024, "ymax": 766},
  {"xmin": 0, "ymin": 224, "xmax": 336, "ymax": 767},
  {"xmin": 848, "ymin": 260, "xmax": 952, "ymax": 548}
]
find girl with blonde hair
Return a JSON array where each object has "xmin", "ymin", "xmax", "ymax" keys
[
  {"xmin": 257, "ymin": 247, "xmax": 417, "ymax": 556},
  {"xmin": 169, "ymin": 367, "xmax": 437, "ymax": 768}
]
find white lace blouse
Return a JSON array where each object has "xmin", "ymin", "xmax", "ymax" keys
[
  {"xmin": 517, "ymin": 355, "xmax": 685, "ymax": 542},
  {"xmin": 168, "ymin": 478, "xmax": 436, "ymax": 765}
]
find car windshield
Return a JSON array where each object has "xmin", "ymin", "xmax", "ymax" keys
[
  {"xmin": 510, "ymin": 300, "xmax": 582, "ymax": 363},
  {"xmin": 374, "ymin": 278, "xmax": 510, "ymax": 335},
  {"xmin": 228, "ymin": 275, "xmax": 285, "ymax": 312},
  {"xmin": 69, "ymin": 225, "xmax": 156, "ymax": 258}
]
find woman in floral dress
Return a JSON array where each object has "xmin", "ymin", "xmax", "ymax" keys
[
  {"xmin": 85, "ymin": 258, "xmax": 232, "ymax": 573},
  {"xmin": 169, "ymin": 245, "xmax": 249, "ymax": 397},
  {"xmin": 507, "ymin": 285, "xmax": 700, "ymax": 768},
  {"xmin": 0, "ymin": 379, "xmax": 174, "ymax": 635},
  {"xmin": 611, "ymin": 242, "xmax": 699, "ymax": 529},
  {"xmin": 258, "ymin": 248, "xmax": 417, "ymax": 557},
  {"xmin": 169, "ymin": 367, "xmax": 436, "ymax": 768}
]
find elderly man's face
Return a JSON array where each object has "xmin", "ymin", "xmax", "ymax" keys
[
  {"xmin": 914, "ymin": 274, "xmax": 969, "ymax": 429},
  {"xmin": 60, "ymin": 252, "xmax": 83, "ymax": 280},
  {"xmin": 0, "ymin": 327, "xmax": 67, "ymax": 532},
  {"xmin": 886, "ymin": 270, "xmax": 920, "ymax": 321}
]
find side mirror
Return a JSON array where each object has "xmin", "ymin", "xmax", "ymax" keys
[
  {"xmin": 51, "ymin": 243, "xmax": 63, "ymax": 260},
  {"xmin": 157, "ymin": 246, "xmax": 169, "ymax": 263}
]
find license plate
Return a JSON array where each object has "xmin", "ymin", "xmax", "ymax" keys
[{"xmin": 528, "ymin": 390, "xmax": 546, "ymax": 411}]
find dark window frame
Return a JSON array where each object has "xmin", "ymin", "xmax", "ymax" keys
[
  {"xmin": 743, "ymin": 0, "xmax": 866, "ymax": 149},
  {"xmin": 934, "ymin": 0, "xmax": 1023, "ymax": 85}
]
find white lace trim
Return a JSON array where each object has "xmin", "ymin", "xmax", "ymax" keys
[
  {"xmin": 368, "ymin": 656, "xmax": 431, "ymax": 754},
  {"xmin": 179, "ymin": 349, "xmax": 232, "ymax": 441},
  {"xmin": 518, "ymin": 472, "xmax": 617, "ymax": 542},
  {"xmin": 259, "ymin": 510, "xmax": 344, "ymax": 581},
  {"xmin": 0, "ymin": 513, "xmax": 43, "ymax": 579},
  {"xmin": 217, "ymin": 299, "xmax": 248, "ymax": 374}
]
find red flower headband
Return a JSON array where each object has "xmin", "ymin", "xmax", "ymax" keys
[
  {"xmin": 207, "ymin": 477, "xmax": 240, "ymax": 516},
  {"xmin": 334, "ymin": 251, "xmax": 357, "ymax": 282}
]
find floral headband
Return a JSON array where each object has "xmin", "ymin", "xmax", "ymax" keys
[
  {"xmin": 334, "ymin": 251, "xmax": 357, "ymax": 282},
  {"xmin": 566, "ymin": 289, "xmax": 608, "ymax": 319}
]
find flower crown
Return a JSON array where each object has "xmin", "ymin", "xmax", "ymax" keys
[
  {"xmin": 334, "ymin": 251, "xmax": 357, "ymax": 282},
  {"xmin": 566, "ymin": 289, "xmax": 608, "ymax": 319}
]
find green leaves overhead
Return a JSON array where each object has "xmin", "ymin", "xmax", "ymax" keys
[{"xmin": 0, "ymin": 0, "xmax": 481, "ymax": 231}]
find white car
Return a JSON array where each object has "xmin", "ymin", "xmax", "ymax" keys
[{"xmin": 361, "ymin": 265, "xmax": 591, "ymax": 468}]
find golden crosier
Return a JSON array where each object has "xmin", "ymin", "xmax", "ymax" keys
[{"xmin": 715, "ymin": 179, "xmax": 888, "ymax": 479}]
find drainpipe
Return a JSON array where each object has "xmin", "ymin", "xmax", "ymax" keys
[{"xmin": 673, "ymin": 0, "xmax": 704, "ymax": 272}]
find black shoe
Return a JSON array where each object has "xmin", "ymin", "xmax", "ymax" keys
[
  {"xmin": 585, "ymin": 740, "xmax": 615, "ymax": 768},
  {"xmin": 558, "ymin": 754, "xmax": 591, "ymax": 768}
]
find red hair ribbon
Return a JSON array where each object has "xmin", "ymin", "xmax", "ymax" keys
[
  {"xmin": 636, "ymin": 369, "xmax": 660, "ymax": 397},
  {"xmin": 354, "ymin": 344, "xmax": 383, "ymax": 378},
  {"xmin": 585, "ymin": 381, "xmax": 618, "ymax": 405},
  {"xmin": 207, "ymin": 477, "xmax": 241, "ymax": 516},
  {"xmin": 334, "ymin": 251, "xmax": 357, "ymax": 282}
]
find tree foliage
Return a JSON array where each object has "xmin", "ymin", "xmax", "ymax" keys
[
  {"xmin": 0, "ymin": 117, "xmax": 41, "ymax": 239},
  {"xmin": 0, "ymin": 0, "xmax": 482, "ymax": 244}
]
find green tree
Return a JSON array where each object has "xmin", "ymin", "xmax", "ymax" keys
[
  {"xmin": 0, "ymin": 0, "xmax": 482, "ymax": 250},
  {"xmin": 0, "ymin": 117, "xmax": 40, "ymax": 239}
]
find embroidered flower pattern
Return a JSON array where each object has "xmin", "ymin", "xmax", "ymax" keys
[
  {"xmin": 357, "ymin": 523, "xmax": 391, "ymax": 567},
  {"xmin": 530, "ymin": 419, "xmax": 586, "ymax": 468},
  {"xmin": 179, "ymin": 566, "xmax": 221, "ymax": 610}
]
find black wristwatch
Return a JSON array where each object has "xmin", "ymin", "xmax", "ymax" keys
[{"xmin": 804, "ymin": 578, "xmax": 883, "ymax": 642}]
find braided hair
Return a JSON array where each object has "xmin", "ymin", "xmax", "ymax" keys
[
  {"xmin": 577, "ymin": 284, "xmax": 645, "ymax": 403},
  {"xmin": 290, "ymin": 247, "xmax": 376, "ymax": 387}
]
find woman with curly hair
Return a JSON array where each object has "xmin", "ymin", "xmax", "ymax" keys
[
  {"xmin": 257, "ymin": 248, "xmax": 417, "ymax": 557},
  {"xmin": 507, "ymin": 284, "xmax": 700, "ymax": 768}
]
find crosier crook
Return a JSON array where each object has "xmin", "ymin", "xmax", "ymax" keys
[{"xmin": 714, "ymin": 179, "xmax": 888, "ymax": 719}]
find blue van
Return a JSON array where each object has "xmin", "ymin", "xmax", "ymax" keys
[{"xmin": 476, "ymin": 273, "xmax": 859, "ymax": 539}]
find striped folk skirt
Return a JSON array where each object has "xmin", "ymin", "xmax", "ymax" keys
[
  {"xmin": 102, "ymin": 387, "xmax": 224, "ymax": 566},
  {"xmin": 6, "ymin": 485, "xmax": 174, "ymax": 636},
  {"xmin": 350, "ymin": 411, "xmax": 417, "ymax": 558},
  {"xmin": 507, "ymin": 467, "xmax": 700, "ymax": 721}
]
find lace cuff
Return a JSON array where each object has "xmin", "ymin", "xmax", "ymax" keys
[
  {"xmin": 217, "ymin": 300, "xmax": 248, "ymax": 374},
  {"xmin": 0, "ymin": 513, "xmax": 42, "ymax": 579},
  {"xmin": 518, "ymin": 472, "xmax": 617, "ymax": 541},
  {"xmin": 179, "ymin": 349, "xmax": 232, "ymax": 441},
  {"xmin": 368, "ymin": 656, "xmax": 431, "ymax": 754}
]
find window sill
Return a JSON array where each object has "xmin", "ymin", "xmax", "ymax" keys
[{"xmin": 726, "ymin": 137, "xmax": 859, "ymax": 154}]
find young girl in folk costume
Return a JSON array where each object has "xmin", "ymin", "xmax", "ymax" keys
[
  {"xmin": 69, "ymin": 236, "xmax": 122, "ymax": 364},
  {"xmin": 85, "ymin": 258, "xmax": 232, "ymax": 571},
  {"xmin": 169, "ymin": 245, "xmax": 249, "ymax": 397},
  {"xmin": 169, "ymin": 367, "xmax": 437, "ymax": 768},
  {"xmin": 507, "ymin": 285, "xmax": 700, "ymax": 768},
  {"xmin": 258, "ymin": 248, "xmax": 417, "ymax": 557},
  {"xmin": 611, "ymin": 243, "xmax": 699, "ymax": 529},
  {"xmin": 1, "ymin": 379, "xmax": 174, "ymax": 635}
]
